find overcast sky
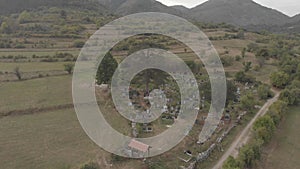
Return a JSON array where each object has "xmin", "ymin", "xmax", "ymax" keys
[{"xmin": 156, "ymin": 0, "xmax": 300, "ymax": 17}]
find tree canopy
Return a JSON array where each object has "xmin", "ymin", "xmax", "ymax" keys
[{"xmin": 96, "ymin": 52, "xmax": 118, "ymax": 85}]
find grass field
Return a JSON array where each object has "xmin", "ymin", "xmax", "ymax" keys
[
  {"xmin": 0, "ymin": 108, "xmax": 108, "ymax": 169},
  {"xmin": 0, "ymin": 75, "xmax": 72, "ymax": 113},
  {"xmin": 258, "ymin": 106, "xmax": 300, "ymax": 169}
]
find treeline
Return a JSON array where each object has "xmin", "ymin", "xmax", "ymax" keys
[
  {"xmin": 0, "ymin": 52, "xmax": 76, "ymax": 62},
  {"xmin": 223, "ymin": 68, "xmax": 299, "ymax": 169},
  {"xmin": 222, "ymin": 97, "xmax": 290, "ymax": 169}
]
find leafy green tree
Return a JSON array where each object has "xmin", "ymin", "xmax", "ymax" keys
[
  {"xmin": 73, "ymin": 40, "xmax": 85, "ymax": 48},
  {"xmin": 280, "ymin": 88, "xmax": 300, "ymax": 105},
  {"xmin": 186, "ymin": 60, "xmax": 202, "ymax": 74},
  {"xmin": 60, "ymin": 10, "xmax": 67, "ymax": 20},
  {"xmin": 96, "ymin": 52, "xmax": 118, "ymax": 85},
  {"xmin": 270, "ymin": 71, "xmax": 289, "ymax": 88},
  {"xmin": 237, "ymin": 30, "xmax": 245, "ymax": 39},
  {"xmin": 238, "ymin": 144, "xmax": 255, "ymax": 168},
  {"xmin": 132, "ymin": 69, "xmax": 168, "ymax": 95},
  {"xmin": 234, "ymin": 71, "xmax": 255, "ymax": 83},
  {"xmin": 240, "ymin": 93, "xmax": 256, "ymax": 111},
  {"xmin": 226, "ymin": 80, "xmax": 237, "ymax": 104},
  {"xmin": 256, "ymin": 48, "xmax": 270, "ymax": 59},
  {"xmin": 268, "ymin": 100, "xmax": 288, "ymax": 125},
  {"xmin": 247, "ymin": 43, "xmax": 259, "ymax": 53},
  {"xmin": 14, "ymin": 66, "xmax": 22, "ymax": 80},
  {"xmin": 241, "ymin": 48, "xmax": 246, "ymax": 59},
  {"xmin": 223, "ymin": 156, "xmax": 240, "ymax": 169},
  {"xmin": 256, "ymin": 56, "xmax": 265, "ymax": 68},
  {"xmin": 253, "ymin": 115, "xmax": 275, "ymax": 143},
  {"xmin": 0, "ymin": 22, "xmax": 10, "ymax": 34},
  {"xmin": 64, "ymin": 63, "xmax": 74, "ymax": 74},
  {"xmin": 243, "ymin": 61, "xmax": 252, "ymax": 72},
  {"xmin": 258, "ymin": 84, "xmax": 273, "ymax": 100},
  {"xmin": 18, "ymin": 10, "xmax": 31, "ymax": 23}
]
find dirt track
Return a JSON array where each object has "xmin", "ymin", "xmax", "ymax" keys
[{"xmin": 212, "ymin": 90, "xmax": 281, "ymax": 169}]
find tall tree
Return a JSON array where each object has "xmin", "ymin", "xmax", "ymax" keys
[{"xmin": 96, "ymin": 52, "xmax": 118, "ymax": 85}]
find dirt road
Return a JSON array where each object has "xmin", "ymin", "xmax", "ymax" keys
[{"xmin": 212, "ymin": 90, "xmax": 280, "ymax": 169}]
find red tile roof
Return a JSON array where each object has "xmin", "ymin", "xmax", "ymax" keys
[{"xmin": 128, "ymin": 139, "xmax": 150, "ymax": 153}]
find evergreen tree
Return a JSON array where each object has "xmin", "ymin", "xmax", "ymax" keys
[{"xmin": 96, "ymin": 52, "xmax": 118, "ymax": 85}]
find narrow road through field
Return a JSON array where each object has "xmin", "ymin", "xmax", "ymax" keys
[{"xmin": 212, "ymin": 89, "xmax": 280, "ymax": 169}]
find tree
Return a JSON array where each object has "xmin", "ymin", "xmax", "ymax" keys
[
  {"xmin": 223, "ymin": 156, "xmax": 240, "ymax": 169},
  {"xmin": 18, "ymin": 10, "xmax": 31, "ymax": 23},
  {"xmin": 131, "ymin": 69, "xmax": 169, "ymax": 96},
  {"xmin": 253, "ymin": 115, "xmax": 275, "ymax": 143},
  {"xmin": 0, "ymin": 22, "xmax": 10, "ymax": 34},
  {"xmin": 279, "ymin": 88, "xmax": 300, "ymax": 105},
  {"xmin": 237, "ymin": 30, "xmax": 245, "ymax": 39},
  {"xmin": 258, "ymin": 84, "xmax": 273, "ymax": 100},
  {"xmin": 241, "ymin": 48, "xmax": 246, "ymax": 59},
  {"xmin": 236, "ymin": 139, "xmax": 263, "ymax": 169},
  {"xmin": 186, "ymin": 60, "xmax": 202, "ymax": 74},
  {"xmin": 235, "ymin": 71, "xmax": 255, "ymax": 83},
  {"xmin": 14, "ymin": 66, "xmax": 22, "ymax": 80},
  {"xmin": 238, "ymin": 144, "xmax": 255, "ymax": 168},
  {"xmin": 60, "ymin": 10, "xmax": 67, "ymax": 20},
  {"xmin": 96, "ymin": 52, "xmax": 118, "ymax": 85},
  {"xmin": 247, "ymin": 43, "xmax": 259, "ymax": 53},
  {"xmin": 64, "ymin": 63, "xmax": 74, "ymax": 74},
  {"xmin": 73, "ymin": 40, "xmax": 85, "ymax": 48},
  {"xmin": 270, "ymin": 71, "xmax": 289, "ymax": 88},
  {"xmin": 243, "ymin": 61, "xmax": 252, "ymax": 72},
  {"xmin": 268, "ymin": 100, "xmax": 288, "ymax": 126},
  {"xmin": 226, "ymin": 80, "xmax": 237, "ymax": 104},
  {"xmin": 256, "ymin": 56, "xmax": 265, "ymax": 68},
  {"xmin": 240, "ymin": 93, "xmax": 256, "ymax": 111}
]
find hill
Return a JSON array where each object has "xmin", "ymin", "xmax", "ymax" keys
[
  {"xmin": 189, "ymin": 0, "xmax": 289, "ymax": 27},
  {"xmin": 0, "ymin": 0, "xmax": 108, "ymax": 14},
  {"xmin": 112, "ymin": 0, "xmax": 181, "ymax": 16},
  {"xmin": 0, "ymin": 0, "xmax": 298, "ymax": 33},
  {"xmin": 171, "ymin": 5, "xmax": 189, "ymax": 13}
]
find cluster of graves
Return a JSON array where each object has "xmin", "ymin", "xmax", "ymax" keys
[{"xmin": 184, "ymin": 124, "xmax": 236, "ymax": 169}]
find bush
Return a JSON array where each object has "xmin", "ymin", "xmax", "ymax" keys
[
  {"xmin": 235, "ymin": 71, "xmax": 255, "ymax": 83},
  {"xmin": 14, "ymin": 66, "xmax": 22, "ymax": 80},
  {"xmin": 235, "ymin": 55, "xmax": 241, "ymax": 61},
  {"xmin": 221, "ymin": 56, "xmax": 234, "ymax": 67},
  {"xmin": 15, "ymin": 43, "xmax": 26, "ymax": 49},
  {"xmin": 80, "ymin": 162, "xmax": 99, "ymax": 169},
  {"xmin": 64, "ymin": 63, "xmax": 74, "ymax": 74},
  {"xmin": 73, "ymin": 40, "xmax": 85, "ymax": 48}
]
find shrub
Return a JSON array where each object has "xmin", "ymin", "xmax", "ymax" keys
[
  {"xmin": 80, "ymin": 162, "xmax": 99, "ymax": 169},
  {"xmin": 73, "ymin": 40, "xmax": 85, "ymax": 48}
]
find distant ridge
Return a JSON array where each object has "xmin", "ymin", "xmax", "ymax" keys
[
  {"xmin": 188, "ymin": 0, "xmax": 289, "ymax": 27},
  {"xmin": 0, "ymin": 0, "xmax": 108, "ymax": 14},
  {"xmin": 0, "ymin": 0, "xmax": 299, "ymax": 33}
]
